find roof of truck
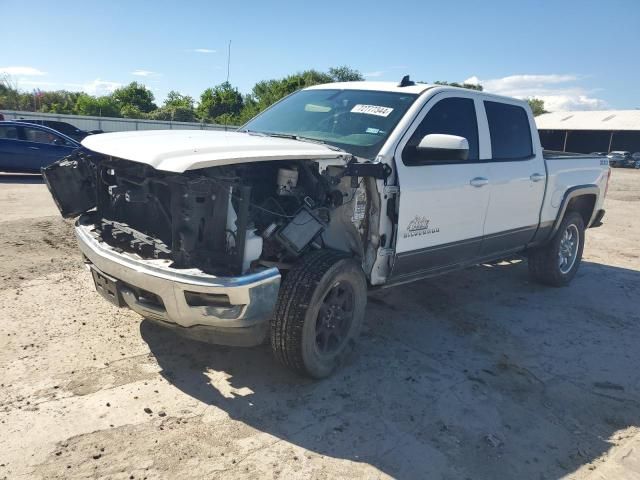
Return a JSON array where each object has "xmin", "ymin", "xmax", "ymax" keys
[
  {"xmin": 304, "ymin": 81, "xmax": 433, "ymax": 95},
  {"xmin": 303, "ymin": 81, "xmax": 529, "ymax": 107}
]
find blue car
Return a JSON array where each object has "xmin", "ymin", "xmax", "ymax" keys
[{"xmin": 0, "ymin": 121, "xmax": 81, "ymax": 173}]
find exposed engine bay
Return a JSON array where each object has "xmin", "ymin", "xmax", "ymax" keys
[{"xmin": 45, "ymin": 150, "xmax": 385, "ymax": 276}]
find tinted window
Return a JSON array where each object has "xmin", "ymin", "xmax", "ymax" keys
[
  {"xmin": 403, "ymin": 97, "xmax": 479, "ymax": 165},
  {"xmin": 484, "ymin": 101, "xmax": 533, "ymax": 160},
  {"xmin": 0, "ymin": 125, "xmax": 19, "ymax": 139},
  {"xmin": 23, "ymin": 127, "xmax": 67, "ymax": 145}
]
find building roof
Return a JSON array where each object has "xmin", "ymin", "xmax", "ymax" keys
[{"xmin": 536, "ymin": 110, "xmax": 640, "ymax": 131}]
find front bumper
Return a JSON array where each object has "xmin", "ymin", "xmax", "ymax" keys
[{"xmin": 75, "ymin": 215, "xmax": 281, "ymax": 346}]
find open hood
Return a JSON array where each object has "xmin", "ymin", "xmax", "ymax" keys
[{"xmin": 81, "ymin": 130, "xmax": 348, "ymax": 173}]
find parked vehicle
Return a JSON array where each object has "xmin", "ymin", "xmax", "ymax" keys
[
  {"xmin": 43, "ymin": 79, "xmax": 610, "ymax": 378},
  {"xmin": 607, "ymin": 151, "xmax": 634, "ymax": 167},
  {"xmin": 15, "ymin": 119, "xmax": 102, "ymax": 141},
  {"xmin": 632, "ymin": 152, "xmax": 640, "ymax": 169},
  {"xmin": 0, "ymin": 121, "xmax": 80, "ymax": 173}
]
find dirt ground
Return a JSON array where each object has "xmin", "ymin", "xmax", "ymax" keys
[{"xmin": 1, "ymin": 169, "xmax": 639, "ymax": 480}]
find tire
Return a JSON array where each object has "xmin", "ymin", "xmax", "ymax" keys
[
  {"xmin": 271, "ymin": 250, "xmax": 367, "ymax": 378},
  {"xmin": 528, "ymin": 211, "xmax": 585, "ymax": 287}
]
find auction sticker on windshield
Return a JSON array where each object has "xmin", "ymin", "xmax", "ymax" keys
[{"xmin": 351, "ymin": 104, "xmax": 394, "ymax": 117}]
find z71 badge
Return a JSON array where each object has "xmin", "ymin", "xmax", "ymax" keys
[{"xmin": 404, "ymin": 216, "xmax": 440, "ymax": 238}]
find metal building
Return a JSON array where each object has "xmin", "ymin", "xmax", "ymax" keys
[{"xmin": 536, "ymin": 110, "xmax": 640, "ymax": 153}]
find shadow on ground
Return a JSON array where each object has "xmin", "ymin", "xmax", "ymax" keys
[{"xmin": 142, "ymin": 259, "xmax": 640, "ymax": 479}]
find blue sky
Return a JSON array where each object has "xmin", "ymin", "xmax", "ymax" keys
[{"xmin": 2, "ymin": 0, "xmax": 639, "ymax": 111}]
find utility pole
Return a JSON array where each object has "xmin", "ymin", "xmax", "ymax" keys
[{"xmin": 226, "ymin": 40, "xmax": 231, "ymax": 84}]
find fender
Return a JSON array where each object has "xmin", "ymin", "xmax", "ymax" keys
[{"xmin": 538, "ymin": 184, "xmax": 600, "ymax": 244}]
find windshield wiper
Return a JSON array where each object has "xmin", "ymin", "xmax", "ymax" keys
[{"xmin": 240, "ymin": 130, "xmax": 345, "ymax": 153}]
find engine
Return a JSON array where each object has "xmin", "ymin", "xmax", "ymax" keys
[{"xmin": 89, "ymin": 156, "xmax": 370, "ymax": 276}]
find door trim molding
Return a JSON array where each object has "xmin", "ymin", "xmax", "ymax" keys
[{"xmin": 390, "ymin": 224, "xmax": 539, "ymax": 281}]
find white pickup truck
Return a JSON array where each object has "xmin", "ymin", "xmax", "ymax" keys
[{"xmin": 44, "ymin": 78, "xmax": 610, "ymax": 378}]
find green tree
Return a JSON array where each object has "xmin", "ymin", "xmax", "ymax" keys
[
  {"xmin": 120, "ymin": 104, "xmax": 147, "ymax": 119},
  {"xmin": 149, "ymin": 105, "xmax": 196, "ymax": 122},
  {"xmin": 434, "ymin": 80, "xmax": 483, "ymax": 91},
  {"xmin": 197, "ymin": 82, "xmax": 243, "ymax": 123},
  {"xmin": 0, "ymin": 75, "xmax": 21, "ymax": 110},
  {"xmin": 328, "ymin": 65, "xmax": 364, "ymax": 82},
  {"xmin": 149, "ymin": 90, "xmax": 197, "ymax": 122},
  {"xmin": 163, "ymin": 90, "xmax": 194, "ymax": 109},
  {"xmin": 112, "ymin": 82, "xmax": 157, "ymax": 113},
  {"xmin": 38, "ymin": 90, "xmax": 81, "ymax": 114},
  {"xmin": 527, "ymin": 98, "xmax": 548, "ymax": 116},
  {"xmin": 243, "ymin": 69, "xmax": 333, "ymax": 116},
  {"xmin": 74, "ymin": 94, "xmax": 120, "ymax": 117}
]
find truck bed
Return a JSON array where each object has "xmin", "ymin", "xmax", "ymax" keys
[{"xmin": 543, "ymin": 150, "xmax": 603, "ymax": 160}]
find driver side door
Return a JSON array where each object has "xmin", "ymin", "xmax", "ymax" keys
[{"xmin": 390, "ymin": 93, "xmax": 490, "ymax": 281}]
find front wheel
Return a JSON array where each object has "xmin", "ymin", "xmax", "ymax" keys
[
  {"xmin": 271, "ymin": 250, "xmax": 367, "ymax": 378},
  {"xmin": 528, "ymin": 211, "xmax": 585, "ymax": 287}
]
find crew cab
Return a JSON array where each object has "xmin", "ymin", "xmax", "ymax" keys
[{"xmin": 43, "ymin": 78, "xmax": 610, "ymax": 378}]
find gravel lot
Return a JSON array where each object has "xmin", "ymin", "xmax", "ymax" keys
[{"xmin": 1, "ymin": 169, "xmax": 639, "ymax": 479}]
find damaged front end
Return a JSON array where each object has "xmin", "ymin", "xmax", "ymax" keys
[{"xmin": 43, "ymin": 147, "xmax": 381, "ymax": 346}]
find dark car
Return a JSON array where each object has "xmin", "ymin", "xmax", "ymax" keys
[
  {"xmin": 15, "ymin": 119, "xmax": 101, "ymax": 142},
  {"xmin": 632, "ymin": 152, "xmax": 640, "ymax": 169},
  {"xmin": 0, "ymin": 121, "xmax": 81, "ymax": 173},
  {"xmin": 607, "ymin": 151, "xmax": 633, "ymax": 167}
]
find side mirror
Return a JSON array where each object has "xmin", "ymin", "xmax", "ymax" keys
[{"xmin": 416, "ymin": 134, "xmax": 469, "ymax": 161}]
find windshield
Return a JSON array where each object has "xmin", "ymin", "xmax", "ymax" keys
[{"xmin": 242, "ymin": 89, "xmax": 418, "ymax": 158}]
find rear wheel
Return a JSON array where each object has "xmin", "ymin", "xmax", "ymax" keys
[
  {"xmin": 528, "ymin": 211, "xmax": 585, "ymax": 287},
  {"xmin": 271, "ymin": 250, "xmax": 367, "ymax": 378}
]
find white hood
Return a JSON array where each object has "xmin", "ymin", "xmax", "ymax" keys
[{"xmin": 81, "ymin": 130, "xmax": 348, "ymax": 173}]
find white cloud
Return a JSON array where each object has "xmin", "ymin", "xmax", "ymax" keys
[
  {"xmin": 131, "ymin": 69, "xmax": 157, "ymax": 77},
  {"xmin": 192, "ymin": 48, "xmax": 216, "ymax": 54},
  {"xmin": 0, "ymin": 66, "xmax": 46, "ymax": 76},
  {"xmin": 363, "ymin": 71, "xmax": 384, "ymax": 78},
  {"xmin": 65, "ymin": 79, "xmax": 122, "ymax": 96},
  {"xmin": 463, "ymin": 74, "xmax": 606, "ymax": 111}
]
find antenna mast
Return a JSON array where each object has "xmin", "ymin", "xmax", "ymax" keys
[{"xmin": 226, "ymin": 40, "xmax": 231, "ymax": 83}]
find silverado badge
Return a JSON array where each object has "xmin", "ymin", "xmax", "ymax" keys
[{"xmin": 404, "ymin": 215, "xmax": 440, "ymax": 238}]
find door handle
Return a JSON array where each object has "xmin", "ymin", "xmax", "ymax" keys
[
  {"xmin": 28, "ymin": 146, "xmax": 40, "ymax": 150},
  {"xmin": 530, "ymin": 173, "xmax": 545, "ymax": 182},
  {"xmin": 470, "ymin": 177, "xmax": 489, "ymax": 187}
]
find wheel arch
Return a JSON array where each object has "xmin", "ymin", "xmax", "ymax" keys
[{"xmin": 550, "ymin": 185, "xmax": 599, "ymax": 239}]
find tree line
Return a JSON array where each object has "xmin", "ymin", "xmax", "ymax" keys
[{"xmin": 0, "ymin": 66, "xmax": 547, "ymax": 125}]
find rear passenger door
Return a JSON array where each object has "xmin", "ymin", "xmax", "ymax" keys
[
  {"xmin": 391, "ymin": 93, "xmax": 491, "ymax": 280},
  {"xmin": 479, "ymin": 100, "xmax": 546, "ymax": 256}
]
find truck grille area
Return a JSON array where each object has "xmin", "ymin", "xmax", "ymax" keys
[
  {"xmin": 97, "ymin": 219, "xmax": 172, "ymax": 260},
  {"xmin": 94, "ymin": 158, "xmax": 250, "ymax": 276}
]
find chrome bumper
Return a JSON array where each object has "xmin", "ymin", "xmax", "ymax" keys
[{"xmin": 75, "ymin": 216, "xmax": 281, "ymax": 346}]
